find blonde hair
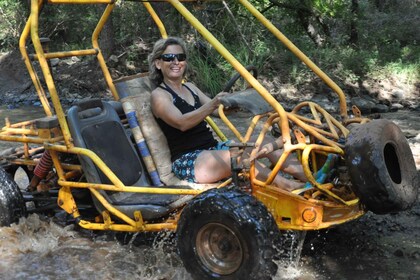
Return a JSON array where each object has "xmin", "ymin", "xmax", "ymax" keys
[{"xmin": 148, "ymin": 37, "xmax": 188, "ymax": 86}]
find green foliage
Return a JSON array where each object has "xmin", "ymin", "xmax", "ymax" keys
[
  {"xmin": 39, "ymin": 4, "xmax": 100, "ymax": 51},
  {"xmin": 312, "ymin": 0, "xmax": 346, "ymax": 17},
  {"xmin": 187, "ymin": 48, "xmax": 225, "ymax": 96},
  {"xmin": 0, "ymin": 0, "xmax": 28, "ymax": 51},
  {"xmin": 0, "ymin": 0, "xmax": 417, "ymax": 94},
  {"xmin": 187, "ymin": 39, "xmax": 271, "ymax": 96}
]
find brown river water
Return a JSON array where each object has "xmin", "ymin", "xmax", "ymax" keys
[{"xmin": 0, "ymin": 105, "xmax": 419, "ymax": 279}]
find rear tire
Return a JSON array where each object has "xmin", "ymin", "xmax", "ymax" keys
[
  {"xmin": 0, "ymin": 167, "xmax": 27, "ymax": 226},
  {"xmin": 345, "ymin": 119, "xmax": 418, "ymax": 214},
  {"xmin": 177, "ymin": 188, "xmax": 279, "ymax": 280}
]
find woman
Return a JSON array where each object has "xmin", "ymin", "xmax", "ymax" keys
[{"xmin": 149, "ymin": 37, "xmax": 305, "ymax": 190}]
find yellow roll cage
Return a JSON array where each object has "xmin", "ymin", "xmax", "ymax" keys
[{"xmin": 0, "ymin": 0, "xmax": 368, "ymax": 232}]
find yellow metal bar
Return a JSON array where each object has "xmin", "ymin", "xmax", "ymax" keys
[
  {"xmin": 48, "ymin": 144, "xmax": 209, "ymax": 195},
  {"xmin": 168, "ymin": 0, "xmax": 292, "ymax": 146},
  {"xmin": 78, "ymin": 219, "xmax": 177, "ymax": 232},
  {"xmin": 1, "ymin": 128, "xmax": 38, "ymax": 136},
  {"xmin": 58, "ymin": 186, "xmax": 80, "ymax": 217},
  {"xmin": 92, "ymin": 3, "xmax": 119, "ymax": 100},
  {"xmin": 31, "ymin": 49, "xmax": 98, "ymax": 60},
  {"xmin": 0, "ymin": 134, "xmax": 63, "ymax": 144},
  {"xmin": 244, "ymin": 114, "xmax": 265, "ymax": 141},
  {"xmin": 4, "ymin": 119, "xmax": 36, "ymax": 128},
  {"xmin": 239, "ymin": 0, "xmax": 348, "ymax": 119},
  {"xmin": 89, "ymin": 188, "xmax": 137, "ymax": 227},
  {"xmin": 50, "ymin": 149, "xmax": 67, "ymax": 181},
  {"xmin": 59, "ymin": 180, "xmax": 202, "ymax": 195},
  {"xmin": 19, "ymin": 0, "xmax": 52, "ymax": 116},
  {"xmin": 142, "ymin": 1, "xmax": 168, "ymax": 38},
  {"xmin": 292, "ymin": 101, "xmax": 350, "ymax": 137},
  {"xmin": 218, "ymin": 105, "xmax": 245, "ymax": 142},
  {"xmin": 287, "ymin": 112, "xmax": 345, "ymax": 149},
  {"xmin": 8, "ymin": 159, "xmax": 37, "ymax": 167},
  {"xmin": 46, "ymin": 144, "xmax": 125, "ymax": 189},
  {"xmin": 205, "ymin": 116, "xmax": 227, "ymax": 141},
  {"xmin": 30, "ymin": 0, "xmax": 73, "ymax": 148},
  {"xmin": 299, "ymin": 145, "xmax": 359, "ymax": 206}
]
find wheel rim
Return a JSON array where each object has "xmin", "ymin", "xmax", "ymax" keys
[{"xmin": 196, "ymin": 222, "xmax": 243, "ymax": 275}]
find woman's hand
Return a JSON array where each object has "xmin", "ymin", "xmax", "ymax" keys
[
  {"xmin": 210, "ymin": 91, "xmax": 229, "ymax": 109},
  {"xmin": 249, "ymin": 137, "xmax": 284, "ymax": 161}
]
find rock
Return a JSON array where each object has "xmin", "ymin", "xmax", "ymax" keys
[
  {"xmin": 390, "ymin": 103, "xmax": 404, "ymax": 111},
  {"xmin": 71, "ymin": 56, "xmax": 81, "ymax": 63},
  {"xmin": 372, "ymin": 103, "xmax": 389, "ymax": 113},
  {"xmin": 407, "ymin": 101, "xmax": 419, "ymax": 110},
  {"xmin": 351, "ymin": 96, "xmax": 376, "ymax": 114},
  {"xmin": 50, "ymin": 58, "xmax": 60, "ymax": 67},
  {"xmin": 108, "ymin": 55, "xmax": 119, "ymax": 63},
  {"xmin": 107, "ymin": 55, "xmax": 119, "ymax": 68},
  {"xmin": 391, "ymin": 90, "xmax": 405, "ymax": 100}
]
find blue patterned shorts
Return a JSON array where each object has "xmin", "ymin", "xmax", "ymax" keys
[{"xmin": 172, "ymin": 141, "xmax": 230, "ymax": 183}]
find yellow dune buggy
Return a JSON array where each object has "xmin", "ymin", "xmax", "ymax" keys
[{"xmin": 0, "ymin": 1, "xmax": 418, "ymax": 279}]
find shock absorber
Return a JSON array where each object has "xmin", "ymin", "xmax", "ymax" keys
[{"xmin": 27, "ymin": 150, "xmax": 53, "ymax": 191}]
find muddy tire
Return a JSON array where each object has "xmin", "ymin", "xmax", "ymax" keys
[
  {"xmin": 345, "ymin": 119, "xmax": 418, "ymax": 214},
  {"xmin": 0, "ymin": 167, "xmax": 27, "ymax": 226},
  {"xmin": 177, "ymin": 188, "xmax": 279, "ymax": 280}
]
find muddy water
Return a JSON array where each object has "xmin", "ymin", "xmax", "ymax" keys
[
  {"xmin": 0, "ymin": 214, "xmax": 311, "ymax": 279},
  {"xmin": 0, "ymin": 106, "xmax": 419, "ymax": 279},
  {"xmin": 0, "ymin": 214, "xmax": 190, "ymax": 279}
]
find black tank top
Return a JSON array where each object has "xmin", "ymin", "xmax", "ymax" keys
[{"xmin": 155, "ymin": 83, "xmax": 217, "ymax": 162}]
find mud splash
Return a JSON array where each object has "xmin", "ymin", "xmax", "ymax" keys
[
  {"xmin": 0, "ymin": 214, "xmax": 312, "ymax": 280},
  {"xmin": 0, "ymin": 214, "xmax": 190, "ymax": 279}
]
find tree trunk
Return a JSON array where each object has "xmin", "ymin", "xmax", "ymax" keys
[
  {"xmin": 349, "ymin": 0, "xmax": 359, "ymax": 47},
  {"xmin": 298, "ymin": 11, "xmax": 326, "ymax": 47}
]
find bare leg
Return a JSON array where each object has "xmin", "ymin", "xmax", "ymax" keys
[
  {"xmin": 247, "ymin": 135, "xmax": 306, "ymax": 182},
  {"xmin": 194, "ymin": 148, "xmax": 303, "ymax": 191},
  {"xmin": 194, "ymin": 150, "xmax": 231, "ymax": 183},
  {"xmin": 265, "ymin": 149, "xmax": 306, "ymax": 182},
  {"xmin": 254, "ymin": 161, "xmax": 304, "ymax": 191}
]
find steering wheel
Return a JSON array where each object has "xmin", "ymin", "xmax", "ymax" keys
[{"xmin": 222, "ymin": 65, "xmax": 258, "ymax": 93}]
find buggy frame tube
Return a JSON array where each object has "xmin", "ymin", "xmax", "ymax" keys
[
  {"xmin": 30, "ymin": 0, "xmax": 73, "ymax": 147},
  {"xmin": 142, "ymin": 1, "xmax": 168, "ymax": 38},
  {"xmin": 92, "ymin": 3, "xmax": 119, "ymax": 99},
  {"xmin": 47, "ymin": 144, "xmax": 202, "ymax": 195},
  {"xmin": 168, "ymin": 0, "xmax": 292, "ymax": 147},
  {"xmin": 19, "ymin": 0, "xmax": 53, "ymax": 116},
  {"xmin": 239, "ymin": 0, "xmax": 348, "ymax": 119}
]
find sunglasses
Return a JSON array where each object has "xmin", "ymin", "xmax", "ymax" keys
[{"xmin": 160, "ymin": 53, "xmax": 187, "ymax": 62}]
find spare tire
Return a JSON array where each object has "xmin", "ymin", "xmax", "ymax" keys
[
  {"xmin": 345, "ymin": 119, "xmax": 418, "ymax": 214},
  {"xmin": 0, "ymin": 167, "xmax": 27, "ymax": 226}
]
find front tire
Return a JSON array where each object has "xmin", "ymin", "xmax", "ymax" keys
[
  {"xmin": 177, "ymin": 188, "xmax": 279, "ymax": 280},
  {"xmin": 345, "ymin": 119, "xmax": 418, "ymax": 214},
  {"xmin": 0, "ymin": 167, "xmax": 27, "ymax": 226}
]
